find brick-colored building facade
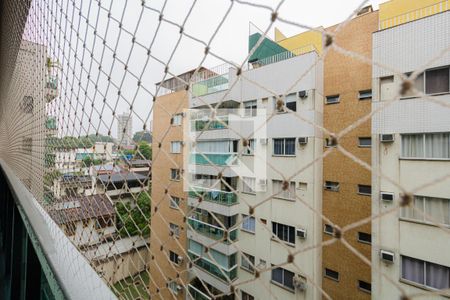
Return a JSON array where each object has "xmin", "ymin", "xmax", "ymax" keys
[{"xmin": 322, "ymin": 10, "xmax": 378, "ymax": 299}]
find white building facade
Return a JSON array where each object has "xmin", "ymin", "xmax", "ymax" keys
[
  {"xmin": 372, "ymin": 11, "xmax": 450, "ymax": 299},
  {"xmin": 186, "ymin": 50, "xmax": 323, "ymax": 300}
]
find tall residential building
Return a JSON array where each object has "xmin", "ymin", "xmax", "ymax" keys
[
  {"xmin": 185, "ymin": 31, "xmax": 324, "ymax": 299},
  {"xmin": 149, "ymin": 70, "xmax": 196, "ymax": 299},
  {"xmin": 117, "ymin": 112, "xmax": 133, "ymax": 146},
  {"xmin": 372, "ymin": 0, "xmax": 450, "ymax": 298},
  {"xmin": 322, "ymin": 8, "xmax": 378, "ymax": 299}
]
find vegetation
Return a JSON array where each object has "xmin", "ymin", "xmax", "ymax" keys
[
  {"xmin": 82, "ymin": 156, "xmax": 102, "ymax": 167},
  {"xmin": 113, "ymin": 271, "xmax": 150, "ymax": 299},
  {"xmin": 137, "ymin": 142, "xmax": 152, "ymax": 160},
  {"xmin": 49, "ymin": 134, "xmax": 115, "ymax": 150},
  {"xmin": 116, "ymin": 191, "xmax": 151, "ymax": 238},
  {"xmin": 132, "ymin": 130, "xmax": 152, "ymax": 143}
]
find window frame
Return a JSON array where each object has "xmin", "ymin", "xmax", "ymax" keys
[
  {"xmin": 243, "ymin": 100, "xmax": 257, "ymax": 117},
  {"xmin": 273, "ymin": 138, "xmax": 296, "ymax": 156},
  {"xmin": 272, "ymin": 179, "xmax": 296, "ymax": 200},
  {"xmin": 169, "ymin": 196, "xmax": 180, "ymax": 209},
  {"xmin": 169, "ymin": 250, "xmax": 179, "ymax": 264},
  {"xmin": 358, "ymin": 137, "xmax": 372, "ymax": 148},
  {"xmin": 324, "ymin": 181, "xmax": 340, "ymax": 192},
  {"xmin": 325, "ymin": 95, "xmax": 340, "ymax": 105},
  {"xmin": 358, "ymin": 89, "xmax": 372, "ymax": 100},
  {"xmin": 271, "ymin": 266, "xmax": 295, "ymax": 292},
  {"xmin": 400, "ymin": 195, "xmax": 450, "ymax": 227},
  {"xmin": 241, "ymin": 291, "xmax": 255, "ymax": 300},
  {"xmin": 400, "ymin": 132, "xmax": 450, "ymax": 160},
  {"xmin": 285, "ymin": 93, "xmax": 297, "ymax": 112},
  {"xmin": 324, "ymin": 268, "xmax": 340, "ymax": 282},
  {"xmin": 400, "ymin": 255, "xmax": 450, "ymax": 290},
  {"xmin": 169, "ymin": 223, "xmax": 180, "ymax": 238},
  {"xmin": 358, "ymin": 280, "xmax": 372, "ymax": 294},
  {"xmin": 324, "ymin": 224, "xmax": 334, "ymax": 235},
  {"xmin": 357, "ymin": 184, "xmax": 372, "ymax": 196},
  {"xmin": 241, "ymin": 252, "xmax": 255, "ymax": 273},
  {"xmin": 424, "ymin": 66, "xmax": 450, "ymax": 95},
  {"xmin": 242, "ymin": 176, "xmax": 256, "ymax": 194},
  {"xmin": 272, "ymin": 221, "xmax": 296, "ymax": 246},
  {"xmin": 243, "ymin": 139, "xmax": 255, "ymax": 156},
  {"xmin": 172, "ymin": 114, "xmax": 183, "ymax": 126},
  {"xmin": 241, "ymin": 215, "xmax": 256, "ymax": 233},
  {"xmin": 357, "ymin": 232, "xmax": 372, "ymax": 244},
  {"xmin": 170, "ymin": 168, "xmax": 181, "ymax": 181},
  {"xmin": 170, "ymin": 141, "xmax": 182, "ymax": 153}
]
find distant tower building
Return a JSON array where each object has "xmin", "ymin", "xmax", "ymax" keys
[{"xmin": 117, "ymin": 112, "xmax": 133, "ymax": 146}]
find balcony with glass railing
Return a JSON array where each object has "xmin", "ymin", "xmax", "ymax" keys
[
  {"xmin": 191, "ymin": 63, "xmax": 231, "ymax": 97},
  {"xmin": 193, "ymin": 116, "xmax": 228, "ymax": 131},
  {"xmin": 188, "ymin": 187, "xmax": 238, "ymax": 206},
  {"xmin": 187, "ymin": 284, "xmax": 212, "ymax": 300},
  {"xmin": 250, "ymin": 44, "xmax": 318, "ymax": 68},
  {"xmin": 46, "ymin": 75, "xmax": 59, "ymax": 102},
  {"xmin": 190, "ymin": 153, "xmax": 237, "ymax": 166},
  {"xmin": 46, "ymin": 116, "xmax": 57, "ymax": 130},
  {"xmin": 188, "ymin": 252, "xmax": 238, "ymax": 281},
  {"xmin": 187, "ymin": 218, "xmax": 238, "ymax": 242}
]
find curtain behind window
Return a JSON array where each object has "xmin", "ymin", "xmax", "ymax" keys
[{"xmin": 402, "ymin": 256, "xmax": 425, "ymax": 284}]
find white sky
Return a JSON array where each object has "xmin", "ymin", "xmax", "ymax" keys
[{"xmin": 33, "ymin": 0, "xmax": 385, "ymax": 139}]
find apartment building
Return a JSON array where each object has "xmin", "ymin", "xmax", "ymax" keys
[
  {"xmin": 372, "ymin": 1, "xmax": 450, "ymax": 298},
  {"xmin": 186, "ymin": 33, "xmax": 324, "ymax": 298},
  {"xmin": 149, "ymin": 71, "xmax": 195, "ymax": 299},
  {"xmin": 321, "ymin": 8, "xmax": 378, "ymax": 299}
]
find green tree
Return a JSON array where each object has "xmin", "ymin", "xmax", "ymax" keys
[
  {"xmin": 116, "ymin": 191, "xmax": 151, "ymax": 237},
  {"xmin": 137, "ymin": 141, "xmax": 152, "ymax": 160},
  {"xmin": 82, "ymin": 155, "xmax": 93, "ymax": 167},
  {"xmin": 132, "ymin": 130, "xmax": 152, "ymax": 143}
]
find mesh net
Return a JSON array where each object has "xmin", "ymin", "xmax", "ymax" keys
[{"xmin": 1, "ymin": 0, "xmax": 450, "ymax": 299}]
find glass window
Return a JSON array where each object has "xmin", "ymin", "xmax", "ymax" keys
[
  {"xmin": 170, "ymin": 141, "xmax": 182, "ymax": 153},
  {"xmin": 324, "ymin": 181, "xmax": 340, "ymax": 192},
  {"xmin": 326, "ymin": 95, "xmax": 340, "ymax": 104},
  {"xmin": 357, "ymin": 232, "xmax": 371, "ymax": 244},
  {"xmin": 169, "ymin": 196, "xmax": 180, "ymax": 209},
  {"xmin": 324, "ymin": 224, "xmax": 334, "ymax": 235},
  {"xmin": 243, "ymin": 139, "xmax": 255, "ymax": 155},
  {"xmin": 241, "ymin": 253, "xmax": 255, "ymax": 272},
  {"xmin": 273, "ymin": 138, "xmax": 296, "ymax": 156},
  {"xmin": 401, "ymin": 195, "xmax": 450, "ymax": 226},
  {"xmin": 271, "ymin": 267, "xmax": 295, "ymax": 290},
  {"xmin": 358, "ymin": 185, "xmax": 372, "ymax": 196},
  {"xmin": 272, "ymin": 222, "xmax": 295, "ymax": 245},
  {"xmin": 244, "ymin": 100, "xmax": 257, "ymax": 117},
  {"xmin": 402, "ymin": 255, "xmax": 450, "ymax": 289},
  {"xmin": 169, "ymin": 250, "xmax": 179, "ymax": 263},
  {"xmin": 425, "ymin": 67, "xmax": 450, "ymax": 94},
  {"xmin": 242, "ymin": 177, "xmax": 256, "ymax": 194},
  {"xmin": 401, "ymin": 133, "xmax": 450, "ymax": 159},
  {"xmin": 242, "ymin": 215, "xmax": 255, "ymax": 233},
  {"xmin": 272, "ymin": 180, "xmax": 296, "ymax": 200},
  {"xmin": 169, "ymin": 223, "xmax": 180, "ymax": 237},
  {"xmin": 358, "ymin": 137, "xmax": 372, "ymax": 147},
  {"xmin": 401, "ymin": 256, "xmax": 425, "ymax": 285},
  {"xmin": 358, "ymin": 280, "xmax": 371, "ymax": 293},
  {"xmin": 241, "ymin": 291, "xmax": 254, "ymax": 300},
  {"xmin": 170, "ymin": 169, "xmax": 180, "ymax": 180},
  {"xmin": 172, "ymin": 114, "xmax": 182, "ymax": 126},
  {"xmin": 285, "ymin": 93, "xmax": 297, "ymax": 111},
  {"xmin": 324, "ymin": 268, "xmax": 339, "ymax": 281},
  {"xmin": 358, "ymin": 90, "xmax": 372, "ymax": 100}
]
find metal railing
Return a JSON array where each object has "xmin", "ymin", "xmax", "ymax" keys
[
  {"xmin": 379, "ymin": 0, "xmax": 449, "ymax": 29},
  {"xmin": 250, "ymin": 44, "xmax": 318, "ymax": 67},
  {"xmin": 188, "ymin": 284, "xmax": 212, "ymax": 300},
  {"xmin": 188, "ymin": 187, "xmax": 238, "ymax": 206},
  {"xmin": 187, "ymin": 218, "xmax": 238, "ymax": 242},
  {"xmin": 188, "ymin": 252, "xmax": 238, "ymax": 281}
]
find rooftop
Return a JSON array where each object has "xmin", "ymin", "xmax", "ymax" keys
[{"xmin": 97, "ymin": 172, "xmax": 148, "ymax": 184}]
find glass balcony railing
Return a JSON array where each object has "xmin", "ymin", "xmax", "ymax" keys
[
  {"xmin": 46, "ymin": 116, "xmax": 57, "ymax": 129},
  {"xmin": 188, "ymin": 187, "xmax": 238, "ymax": 206},
  {"xmin": 46, "ymin": 75, "xmax": 58, "ymax": 90},
  {"xmin": 188, "ymin": 252, "xmax": 237, "ymax": 281},
  {"xmin": 190, "ymin": 153, "xmax": 237, "ymax": 166},
  {"xmin": 187, "ymin": 284, "xmax": 212, "ymax": 300},
  {"xmin": 193, "ymin": 117, "xmax": 228, "ymax": 131},
  {"xmin": 187, "ymin": 218, "xmax": 238, "ymax": 242}
]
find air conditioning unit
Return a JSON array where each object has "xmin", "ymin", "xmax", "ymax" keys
[
  {"xmin": 177, "ymin": 256, "xmax": 184, "ymax": 264},
  {"xmin": 298, "ymin": 90, "xmax": 307, "ymax": 99},
  {"xmin": 260, "ymin": 138, "xmax": 268, "ymax": 145},
  {"xmin": 296, "ymin": 228, "xmax": 307, "ymax": 239},
  {"xmin": 298, "ymin": 137, "xmax": 308, "ymax": 145},
  {"xmin": 380, "ymin": 250, "xmax": 395, "ymax": 264},
  {"xmin": 380, "ymin": 134, "xmax": 394, "ymax": 143},
  {"xmin": 381, "ymin": 192, "xmax": 394, "ymax": 202},
  {"xmin": 293, "ymin": 275, "xmax": 307, "ymax": 291}
]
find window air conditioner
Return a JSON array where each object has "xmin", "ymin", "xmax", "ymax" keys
[
  {"xmin": 380, "ymin": 250, "xmax": 394, "ymax": 264},
  {"xmin": 293, "ymin": 275, "xmax": 307, "ymax": 291},
  {"xmin": 298, "ymin": 90, "xmax": 307, "ymax": 99},
  {"xmin": 380, "ymin": 192, "xmax": 394, "ymax": 202},
  {"xmin": 380, "ymin": 134, "xmax": 394, "ymax": 143},
  {"xmin": 296, "ymin": 228, "xmax": 307, "ymax": 239},
  {"xmin": 298, "ymin": 137, "xmax": 308, "ymax": 145}
]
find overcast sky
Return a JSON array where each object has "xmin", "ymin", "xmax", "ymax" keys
[{"xmin": 29, "ymin": 0, "xmax": 384, "ymax": 140}]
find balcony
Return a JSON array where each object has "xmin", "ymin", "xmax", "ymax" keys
[
  {"xmin": 193, "ymin": 116, "xmax": 228, "ymax": 131},
  {"xmin": 191, "ymin": 63, "xmax": 231, "ymax": 97},
  {"xmin": 45, "ymin": 75, "xmax": 59, "ymax": 102},
  {"xmin": 187, "ymin": 218, "xmax": 238, "ymax": 242},
  {"xmin": 188, "ymin": 252, "xmax": 237, "ymax": 282},
  {"xmin": 190, "ymin": 153, "xmax": 238, "ymax": 166},
  {"xmin": 187, "ymin": 284, "xmax": 212, "ymax": 300},
  {"xmin": 46, "ymin": 116, "xmax": 57, "ymax": 130},
  {"xmin": 188, "ymin": 187, "xmax": 238, "ymax": 206}
]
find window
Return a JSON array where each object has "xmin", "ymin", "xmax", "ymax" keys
[
  {"xmin": 298, "ymin": 182, "xmax": 307, "ymax": 191},
  {"xmin": 241, "ymin": 291, "xmax": 254, "ymax": 300},
  {"xmin": 272, "ymin": 180, "xmax": 296, "ymax": 200},
  {"xmin": 324, "ymin": 268, "xmax": 339, "ymax": 281},
  {"xmin": 285, "ymin": 93, "xmax": 297, "ymax": 111},
  {"xmin": 244, "ymin": 100, "xmax": 257, "ymax": 117},
  {"xmin": 196, "ymin": 140, "xmax": 237, "ymax": 153},
  {"xmin": 168, "ymin": 280, "xmax": 179, "ymax": 295},
  {"xmin": 241, "ymin": 253, "xmax": 255, "ymax": 273},
  {"xmin": 243, "ymin": 139, "xmax": 255, "ymax": 155},
  {"xmin": 169, "ymin": 250, "xmax": 179, "ymax": 264},
  {"xmin": 242, "ymin": 177, "xmax": 256, "ymax": 194},
  {"xmin": 401, "ymin": 256, "xmax": 450, "ymax": 290},
  {"xmin": 401, "ymin": 195, "xmax": 450, "ymax": 226},
  {"xmin": 325, "ymin": 137, "xmax": 337, "ymax": 147},
  {"xmin": 169, "ymin": 196, "xmax": 180, "ymax": 209},
  {"xmin": 358, "ymin": 90, "xmax": 372, "ymax": 100},
  {"xmin": 169, "ymin": 223, "xmax": 180, "ymax": 237},
  {"xmin": 358, "ymin": 280, "xmax": 371, "ymax": 293},
  {"xmin": 324, "ymin": 181, "xmax": 339, "ymax": 192},
  {"xmin": 324, "ymin": 224, "xmax": 334, "ymax": 235},
  {"xmin": 271, "ymin": 267, "xmax": 295, "ymax": 291},
  {"xmin": 272, "ymin": 222, "xmax": 295, "ymax": 245},
  {"xmin": 326, "ymin": 95, "xmax": 340, "ymax": 104},
  {"xmin": 170, "ymin": 169, "xmax": 181, "ymax": 180},
  {"xmin": 273, "ymin": 138, "xmax": 296, "ymax": 156},
  {"xmin": 171, "ymin": 114, "xmax": 182, "ymax": 126},
  {"xmin": 358, "ymin": 137, "xmax": 372, "ymax": 147},
  {"xmin": 401, "ymin": 133, "xmax": 450, "ymax": 159},
  {"xmin": 425, "ymin": 67, "xmax": 449, "ymax": 94},
  {"xmin": 170, "ymin": 141, "xmax": 182, "ymax": 153},
  {"xmin": 242, "ymin": 215, "xmax": 255, "ymax": 233},
  {"xmin": 357, "ymin": 232, "xmax": 371, "ymax": 244},
  {"xmin": 357, "ymin": 185, "xmax": 372, "ymax": 196}
]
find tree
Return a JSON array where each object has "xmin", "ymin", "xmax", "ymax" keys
[
  {"xmin": 116, "ymin": 191, "xmax": 151, "ymax": 237},
  {"xmin": 82, "ymin": 155, "xmax": 93, "ymax": 167},
  {"xmin": 137, "ymin": 141, "xmax": 151, "ymax": 160},
  {"xmin": 132, "ymin": 131, "xmax": 152, "ymax": 143}
]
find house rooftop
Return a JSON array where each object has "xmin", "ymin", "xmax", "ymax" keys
[{"xmin": 97, "ymin": 172, "xmax": 148, "ymax": 184}]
